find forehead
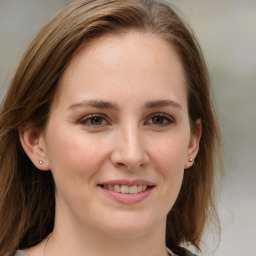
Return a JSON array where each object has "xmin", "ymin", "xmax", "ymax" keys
[{"xmin": 54, "ymin": 32, "xmax": 187, "ymax": 109}]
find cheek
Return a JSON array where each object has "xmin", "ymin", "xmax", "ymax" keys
[
  {"xmin": 151, "ymin": 133, "xmax": 189, "ymax": 171},
  {"xmin": 150, "ymin": 135, "xmax": 188, "ymax": 201},
  {"xmin": 44, "ymin": 126, "xmax": 109, "ymax": 183},
  {"xmin": 155, "ymin": 145, "xmax": 185, "ymax": 186},
  {"xmin": 45, "ymin": 129, "xmax": 110, "ymax": 209}
]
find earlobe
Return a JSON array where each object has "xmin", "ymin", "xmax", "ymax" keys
[
  {"xmin": 19, "ymin": 127, "xmax": 50, "ymax": 171},
  {"xmin": 184, "ymin": 119, "xmax": 202, "ymax": 169}
]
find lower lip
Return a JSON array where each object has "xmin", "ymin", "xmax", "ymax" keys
[{"xmin": 100, "ymin": 186, "xmax": 154, "ymax": 204}]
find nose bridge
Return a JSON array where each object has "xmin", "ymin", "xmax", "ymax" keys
[{"xmin": 111, "ymin": 122, "xmax": 148, "ymax": 169}]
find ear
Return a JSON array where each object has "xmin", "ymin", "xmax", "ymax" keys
[
  {"xmin": 184, "ymin": 119, "xmax": 202, "ymax": 169},
  {"xmin": 19, "ymin": 126, "xmax": 50, "ymax": 171}
]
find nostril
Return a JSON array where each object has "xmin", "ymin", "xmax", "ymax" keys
[
  {"xmin": 115, "ymin": 161, "xmax": 145, "ymax": 170},
  {"xmin": 110, "ymin": 142, "xmax": 149, "ymax": 170},
  {"xmin": 116, "ymin": 162, "xmax": 127, "ymax": 167}
]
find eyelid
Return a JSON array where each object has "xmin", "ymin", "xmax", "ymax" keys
[
  {"xmin": 78, "ymin": 112, "xmax": 174, "ymax": 128},
  {"xmin": 79, "ymin": 113, "xmax": 109, "ymax": 128},
  {"xmin": 144, "ymin": 113, "xmax": 175, "ymax": 126}
]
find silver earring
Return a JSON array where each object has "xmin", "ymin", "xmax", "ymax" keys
[
  {"xmin": 189, "ymin": 158, "xmax": 194, "ymax": 162},
  {"xmin": 39, "ymin": 160, "xmax": 43, "ymax": 164}
]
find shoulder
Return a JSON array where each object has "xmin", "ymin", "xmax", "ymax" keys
[
  {"xmin": 183, "ymin": 248, "xmax": 197, "ymax": 256},
  {"xmin": 13, "ymin": 250, "xmax": 30, "ymax": 256},
  {"xmin": 167, "ymin": 247, "xmax": 197, "ymax": 256}
]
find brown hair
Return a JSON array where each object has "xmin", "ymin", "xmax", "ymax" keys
[{"xmin": 0, "ymin": 0, "xmax": 222, "ymax": 255}]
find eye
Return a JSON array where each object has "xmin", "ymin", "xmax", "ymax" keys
[
  {"xmin": 79, "ymin": 114, "xmax": 108, "ymax": 127},
  {"xmin": 145, "ymin": 113, "xmax": 174, "ymax": 126}
]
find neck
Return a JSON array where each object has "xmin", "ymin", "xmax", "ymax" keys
[{"xmin": 46, "ymin": 217, "xmax": 168, "ymax": 256}]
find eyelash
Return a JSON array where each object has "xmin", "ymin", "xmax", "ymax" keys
[
  {"xmin": 79, "ymin": 113, "xmax": 174, "ymax": 128},
  {"xmin": 79, "ymin": 114, "xmax": 108, "ymax": 128},
  {"xmin": 144, "ymin": 113, "xmax": 174, "ymax": 126}
]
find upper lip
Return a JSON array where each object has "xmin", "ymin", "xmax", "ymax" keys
[{"xmin": 99, "ymin": 179, "xmax": 155, "ymax": 186}]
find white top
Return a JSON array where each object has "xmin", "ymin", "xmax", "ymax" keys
[
  {"xmin": 15, "ymin": 248, "xmax": 178, "ymax": 256},
  {"xmin": 14, "ymin": 251, "xmax": 29, "ymax": 256}
]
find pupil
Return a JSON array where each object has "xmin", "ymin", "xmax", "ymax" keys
[
  {"xmin": 153, "ymin": 116, "xmax": 163, "ymax": 124},
  {"xmin": 91, "ymin": 117, "xmax": 102, "ymax": 125}
]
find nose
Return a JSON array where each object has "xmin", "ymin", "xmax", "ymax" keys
[{"xmin": 110, "ymin": 125, "xmax": 149, "ymax": 170}]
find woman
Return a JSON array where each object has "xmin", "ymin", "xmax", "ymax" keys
[{"xmin": 0, "ymin": 0, "xmax": 222, "ymax": 256}]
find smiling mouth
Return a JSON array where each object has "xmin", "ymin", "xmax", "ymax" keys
[{"xmin": 99, "ymin": 184, "xmax": 152, "ymax": 194}]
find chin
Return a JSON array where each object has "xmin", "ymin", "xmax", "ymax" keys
[{"xmin": 97, "ymin": 212, "xmax": 163, "ymax": 240}]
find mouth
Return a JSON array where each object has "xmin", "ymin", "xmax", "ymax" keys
[
  {"xmin": 99, "ymin": 184, "xmax": 151, "ymax": 194},
  {"xmin": 98, "ymin": 180, "xmax": 155, "ymax": 203}
]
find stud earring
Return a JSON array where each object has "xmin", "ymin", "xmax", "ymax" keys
[
  {"xmin": 39, "ymin": 160, "xmax": 43, "ymax": 164},
  {"xmin": 189, "ymin": 158, "xmax": 194, "ymax": 162}
]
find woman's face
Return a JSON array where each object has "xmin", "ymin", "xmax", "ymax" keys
[{"xmin": 39, "ymin": 32, "xmax": 200, "ymax": 238}]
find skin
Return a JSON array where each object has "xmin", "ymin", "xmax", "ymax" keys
[{"xmin": 20, "ymin": 32, "xmax": 201, "ymax": 256}]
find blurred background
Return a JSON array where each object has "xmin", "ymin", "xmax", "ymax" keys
[{"xmin": 0, "ymin": 0, "xmax": 255, "ymax": 255}]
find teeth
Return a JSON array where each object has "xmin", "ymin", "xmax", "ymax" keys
[
  {"xmin": 120, "ymin": 185, "xmax": 129, "ymax": 193},
  {"xmin": 103, "ymin": 184, "xmax": 149, "ymax": 194},
  {"xmin": 114, "ymin": 185, "xmax": 121, "ymax": 192},
  {"xmin": 129, "ymin": 185, "xmax": 138, "ymax": 194}
]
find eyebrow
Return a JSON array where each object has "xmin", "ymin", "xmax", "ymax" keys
[
  {"xmin": 68, "ymin": 99, "xmax": 181, "ymax": 111},
  {"xmin": 145, "ymin": 99, "xmax": 182, "ymax": 109},
  {"xmin": 68, "ymin": 100, "xmax": 119, "ymax": 111}
]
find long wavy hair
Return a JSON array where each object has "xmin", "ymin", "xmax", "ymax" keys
[{"xmin": 0, "ymin": 0, "xmax": 222, "ymax": 255}]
